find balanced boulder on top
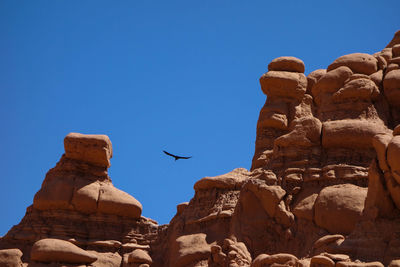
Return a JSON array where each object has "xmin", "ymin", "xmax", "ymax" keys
[
  {"xmin": 33, "ymin": 132, "xmax": 142, "ymax": 218},
  {"xmin": 268, "ymin": 56, "xmax": 305, "ymax": 73},
  {"xmin": 64, "ymin": 132, "xmax": 113, "ymax": 167}
]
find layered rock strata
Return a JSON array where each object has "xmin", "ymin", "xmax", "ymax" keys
[{"xmin": 1, "ymin": 30, "xmax": 400, "ymax": 266}]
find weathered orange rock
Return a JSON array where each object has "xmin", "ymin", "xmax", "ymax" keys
[
  {"xmin": 4, "ymin": 29, "xmax": 400, "ymax": 267},
  {"xmin": 217, "ymin": 238, "xmax": 252, "ymax": 266},
  {"xmin": 254, "ymin": 253, "xmax": 298, "ymax": 266},
  {"xmin": 71, "ymin": 180, "xmax": 100, "ymax": 213},
  {"xmin": 194, "ymin": 168, "xmax": 250, "ymax": 190},
  {"xmin": 386, "ymin": 30, "xmax": 400, "ymax": 48},
  {"xmin": 369, "ymin": 70, "xmax": 383, "ymax": 87},
  {"xmin": 90, "ymin": 251, "xmax": 122, "ymax": 267},
  {"xmin": 322, "ymin": 253, "xmax": 350, "ymax": 262},
  {"xmin": 393, "ymin": 45, "xmax": 400, "ymax": 57},
  {"xmin": 385, "ymin": 173, "xmax": 400, "ymax": 210},
  {"xmin": 260, "ymin": 71, "xmax": 307, "ymax": 100},
  {"xmin": 256, "ymin": 101, "xmax": 289, "ymax": 130},
  {"xmin": 64, "ymin": 132, "xmax": 112, "ymax": 167},
  {"xmin": 312, "ymin": 66, "xmax": 353, "ymax": 96},
  {"xmin": 314, "ymin": 184, "xmax": 367, "ymax": 234},
  {"xmin": 274, "ymin": 117, "xmax": 322, "ymax": 148},
  {"xmin": 127, "ymin": 249, "xmax": 152, "ymax": 264},
  {"xmin": 387, "ymin": 136, "xmax": 400, "ymax": 184},
  {"xmin": 98, "ymin": 183, "xmax": 142, "ymax": 219},
  {"xmin": 364, "ymin": 160, "xmax": 395, "ymax": 219},
  {"xmin": 295, "ymin": 259, "xmax": 310, "ymax": 267},
  {"xmin": 322, "ymin": 120, "xmax": 388, "ymax": 149},
  {"xmin": 336, "ymin": 261, "xmax": 384, "ymax": 267},
  {"xmin": 390, "ymin": 57, "xmax": 400, "ymax": 65},
  {"xmin": 293, "ymin": 191, "xmax": 318, "ymax": 221},
  {"xmin": 393, "ymin": 125, "xmax": 400, "ymax": 136},
  {"xmin": 268, "ymin": 56, "xmax": 305, "ymax": 73},
  {"xmin": 375, "ymin": 54, "xmax": 388, "ymax": 70},
  {"xmin": 332, "ymin": 78, "xmax": 379, "ymax": 102},
  {"xmin": 378, "ymin": 48, "xmax": 393, "ymax": 63},
  {"xmin": 244, "ymin": 180, "xmax": 286, "ymax": 218},
  {"xmin": 33, "ymin": 136, "xmax": 142, "ymax": 218},
  {"xmin": 372, "ymin": 133, "xmax": 392, "ymax": 172},
  {"xmin": 176, "ymin": 202, "xmax": 188, "ymax": 215},
  {"xmin": 387, "ymin": 63, "xmax": 400, "ymax": 73},
  {"xmin": 312, "ymin": 234, "xmax": 345, "ymax": 256},
  {"xmin": 311, "ymin": 255, "xmax": 335, "ymax": 267},
  {"xmin": 170, "ymin": 234, "xmax": 211, "ymax": 267},
  {"xmin": 384, "ymin": 70, "xmax": 400, "ymax": 105},
  {"xmin": 0, "ymin": 248, "xmax": 23, "ymax": 267},
  {"xmin": 307, "ymin": 69, "xmax": 326, "ymax": 94},
  {"xmin": 389, "ymin": 259, "xmax": 400, "ymax": 267},
  {"xmin": 31, "ymin": 238, "xmax": 97, "ymax": 264},
  {"xmin": 327, "ymin": 53, "xmax": 378, "ymax": 75},
  {"xmin": 33, "ymin": 175, "xmax": 75, "ymax": 211},
  {"xmin": 251, "ymin": 254, "xmax": 270, "ymax": 267}
]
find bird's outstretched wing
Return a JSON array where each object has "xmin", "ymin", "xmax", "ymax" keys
[
  {"xmin": 177, "ymin": 155, "xmax": 192, "ymax": 159},
  {"xmin": 163, "ymin": 150, "xmax": 175, "ymax": 157},
  {"xmin": 163, "ymin": 150, "xmax": 192, "ymax": 160}
]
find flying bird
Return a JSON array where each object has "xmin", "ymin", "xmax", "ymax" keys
[{"xmin": 163, "ymin": 150, "xmax": 192, "ymax": 161}]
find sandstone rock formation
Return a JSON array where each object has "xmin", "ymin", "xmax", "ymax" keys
[
  {"xmin": 0, "ymin": 248, "xmax": 23, "ymax": 267},
  {"xmin": 0, "ymin": 133, "xmax": 157, "ymax": 266},
  {"xmin": 30, "ymin": 238, "xmax": 97, "ymax": 264},
  {"xmin": 1, "ymin": 30, "xmax": 400, "ymax": 266}
]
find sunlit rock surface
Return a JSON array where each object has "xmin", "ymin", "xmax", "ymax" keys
[{"xmin": 1, "ymin": 30, "xmax": 400, "ymax": 267}]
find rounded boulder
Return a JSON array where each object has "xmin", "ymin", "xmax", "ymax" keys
[
  {"xmin": 322, "ymin": 120, "xmax": 388, "ymax": 149},
  {"xmin": 128, "ymin": 249, "xmax": 152, "ymax": 264},
  {"xmin": 384, "ymin": 69, "xmax": 400, "ymax": 105},
  {"xmin": 268, "ymin": 56, "xmax": 305, "ymax": 73},
  {"xmin": 314, "ymin": 184, "xmax": 367, "ymax": 234},
  {"xmin": 260, "ymin": 71, "xmax": 307, "ymax": 100},
  {"xmin": 393, "ymin": 44, "xmax": 400, "ymax": 57},
  {"xmin": 332, "ymin": 78, "xmax": 379, "ymax": 102},
  {"xmin": 97, "ymin": 183, "xmax": 142, "ymax": 218},
  {"xmin": 307, "ymin": 69, "xmax": 326, "ymax": 94},
  {"xmin": 311, "ymin": 255, "xmax": 335, "ymax": 267},
  {"xmin": 312, "ymin": 66, "xmax": 353, "ymax": 97},
  {"xmin": 327, "ymin": 53, "xmax": 378, "ymax": 75},
  {"xmin": 31, "ymin": 238, "xmax": 97, "ymax": 264}
]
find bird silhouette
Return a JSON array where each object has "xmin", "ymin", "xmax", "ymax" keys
[{"xmin": 163, "ymin": 150, "xmax": 192, "ymax": 161}]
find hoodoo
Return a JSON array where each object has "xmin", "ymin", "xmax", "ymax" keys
[{"xmin": 1, "ymin": 31, "xmax": 400, "ymax": 266}]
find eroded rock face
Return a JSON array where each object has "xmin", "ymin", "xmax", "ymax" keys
[
  {"xmin": 169, "ymin": 233, "xmax": 211, "ymax": 267},
  {"xmin": 209, "ymin": 237, "xmax": 252, "ymax": 267},
  {"xmin": 32, "ymin": 134, "xmax": 142, "ymax": 219},
  {"xmin": 151, "ymin": 168, "xmax": 251, "ymax": 267},
  {"xmin": 0, "ymin": 133, "xmax": 156, "ymax": 266},
  {"xmin": 245, "ymin": 30, "xmax": 400, "ymax": 265},
  {"xmin": 2, "ymin": 31, "xmax": 400, "ymax": 267},
  {"xmin": 0, "ymin": 248, "xmax": 23, "ymax": 267}
]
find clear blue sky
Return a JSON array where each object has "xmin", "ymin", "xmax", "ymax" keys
[{"xmin": 0, "ymin": 1, "xmax": 399, "ymax": 235}]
